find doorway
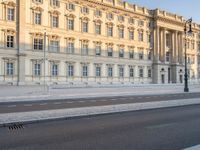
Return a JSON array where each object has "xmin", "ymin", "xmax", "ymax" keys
[
  {"xmin": 180, "ymin": 75, "xmax": 183, "ymax": 83},
  {"xmin": 168, "ymin": 68, "xmax": 171, "ymax": 83},
  {"xmin": 161, "ymin": 74, "xmax": 165, "ymax": 84}
]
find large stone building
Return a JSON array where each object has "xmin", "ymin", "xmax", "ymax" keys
[{"xmin": 0, "ymin": 0, "xmax": 200, "ymax": 86}]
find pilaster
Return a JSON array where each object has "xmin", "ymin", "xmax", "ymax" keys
[
  {"xmin": 161, "ymin": 28, "xmax": 166, "ymax": 62},
  {"xmin": 17, "ymin": 0, "xmax": 26, "ymax": 85},
  {"xmin": 153, "ymin": 26, "xmax": 160, "ymax": 62}
]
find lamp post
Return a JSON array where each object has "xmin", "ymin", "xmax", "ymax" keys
[
  {"xmin": 184, "ymin": 18, "xmax": 193, "ymax": 92},
  {"xmin": 44, "ymin": 29, "xmax": 47, "ymax": 92}
]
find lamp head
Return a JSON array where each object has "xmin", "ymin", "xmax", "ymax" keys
[{"xmin": 188, "ymin": 23, "xmax": 193, "ymax": 34}]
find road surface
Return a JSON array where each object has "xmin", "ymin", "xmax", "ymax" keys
[{"xmin": 1, "ymin": 105, "xmax": 200, "ymax": 150}]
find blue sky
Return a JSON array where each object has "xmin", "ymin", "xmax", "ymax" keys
[{"xmin": 126, "ymin": 0, "xmax": 200, "ymax": 24}]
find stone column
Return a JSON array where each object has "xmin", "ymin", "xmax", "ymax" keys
[
  {"xmin": 159, "ymin": 29, "xmax": 163, "ymax": 62},
  {"xmin": 179, "ymin": 32, "xmax": 184, "ymax": 64},
  {"xmin": 154, "ymin": 27, "xmax": 160, "ymax": 62},
  {"xmin": 162, "ymin": 28, "xmax": 166, "ymax": 62},
  {"xmin": 171, "ymin": 32, "xmax": 175, "ymax": 63},
  {"xmin": 173, "ymin": 31, "xmax": 178, "ymax": 63},
  {"xmin": 171, "ymin": 31, "xmax": 180, "ymax": 83},
  {"xmin": 152, "ymin": 26, "xmax": 160, "ymax": 84}
]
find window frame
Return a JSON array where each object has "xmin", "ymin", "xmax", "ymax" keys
[{"xmin": 6, "ymin": 62, "xmax": 14, "ymax": 76}]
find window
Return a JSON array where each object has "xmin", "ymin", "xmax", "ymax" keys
[
  {"xmin": 166, "ymin": 34, "xmax": 171, "ymax": 48},
  {"xmin": 51, "ymin": 0, "xmax": 60, "ymax": 7},
  {"xmin": 148, "ymin": 69, "xmax": 152, "ymax": 78},
  {"xmin": 68, "ymin": 19, "xmax": 74, "ymax": 30},
  {"xmin": 68, "ymin": 3, "xmax": 75, "ymax": 11},
  {"xmin": 95, "ymin": 46, "xmax": 101, "ymax": 56},
  {"xmin": 119, "ymin": 67, "xmax": 124, "ymax": 77},
  {"xmin": 108, "ymin": 47, "xmax": 113, "ymax": 57},
  {"xmin": 107, "ymin": 27, "xmax": 113, "ymax": 37},
  {"xmin": 148, "ymin": 21, "xmax": 154, "ymax": 28},
  {"xmin": 130, "ymin": 68, "xmax": 134, "ymax": 77},
  {"xmin": 82, "ymin": 44, "xmax": 88, "ymax": 55},
  {"xmin": 7, "ymin": 35, "xmax": 14, "ymax": 48},
  {"xmin": 148, "ymin": 51, "xmax": 152, "ymax": 60},
  {"xmin": 129, "ymin": 31, "xmax": 134, "ymax": 40},
  {"xmin": 95, "ymin": 10, "xmax": 102, "ymax": 17},
  {"xmin": 67, "ymin": 42, "xmax": 74, "ymax": 54},
  {"xmin": 192, "ymin": 43, "xmax": 195, "ymax": 50},
  {"xmin": 34, "ymin": 63, "xmax": 41, "ymax": 76},
  {"xmin": 129, "ymin": 18, "xmax": 134, "ymax": 24},
  {"xmin": 7, "ymin": 63, "xmax": 13, "ymax": 75},
  {"xmin": 129, "ymin": 50, "xmax": 134, "ymax": 59},
  {"xmin": 68, "ymin": 65, "xmax": 74, "ymax": 77},
  {"xmin": 95, "ymin": 24, "xmax": 101, "ymax": 35},
  {"xmin": 52, "ymin": 16, "xmax": 59, "ymax": 27},
  {"xmin": 82, "ymin": 7, "xmax": 89, "ymax": 14},
  {"xmin": 50, "ymin": 40, "xmax": 59, "ymax": 52},
  {"xmin": 192, "ymin": 57, "xmax": 195, "ymax": 64},
  {"xmin": 35, "ymin": 0, "xmax": 43, "ymax": 3},
  {"xmin": 139, "ymin": 68, "xmax": 143, "ymax": 78},
  {"xmin": 138, "ymin": 20, "xmax": 144, "ymax": 26},
  {"xmin": 34, "ymin": 38, "xmax": 43, "ymax": 50},
  {"xmin": 138, "ymin": 32, "xmax": 143, "ymax": 42},
  {"xmin": 52, "ymin": 64, "xmax": 58, "ymax": 76},
  {"xmin": 108, "ymin": 67, "xmax": 113, "ymax": 77},
  {"xmin": 187, "ymin": 42, "xmax": 190, "ymax": 49},
  {"xmin": 7, "ymin": 8, "xmax": 14, "ymax": 21},
  {"xmin": 166, "ymin": 52, "xmax": 170, "ymax": 62},
  {"xmin": 119, "ymin": 28, "xmax": 124, "ymax": 38},
  {"xmin": 187, "ymin": 57, "xmax": 191, "ymax": 64},
  {"xmin": 119, "ymin": 49, "xmax": 124, "ymax": 58},
  {"xmin": 82, "ymin": 22, "xmax": 88, "ymax": 33},
  {"xmin": 107, "ymin": 13, "xmax": 113, "ymax": 20},
  {"xmin": 96, "ymin": 67, "xmax": 101, "ymax": 77},
  {"xmin": 139, "ymin": 51, "xmax": 144, "ymax": 60},
  {"xmin": 147, "ymin": 34, "xmax": 151, "ymax": 43},
  {"xmin": 118, "ymin": 16, "xmax": 124, "ymax": 22},
  {"xmin": 82, "ymin": 65, "xmax": 88, "ymax": 77},
  {"xmin": 35, "ymin": 13, "xmax": 42, "ymax": 25}
]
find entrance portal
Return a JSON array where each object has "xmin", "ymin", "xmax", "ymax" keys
[{"xmin": 161, "ymin": 74, "xmax": 165, "ymax": 84}]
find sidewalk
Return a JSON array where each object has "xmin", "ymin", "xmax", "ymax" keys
[
  {"xmin": 0, "ymin": 84, "xmax": 200, "ymax": 103},
  {"xmin": 1, "ymin": 98, "xmax": 200, "ymax": 126}
]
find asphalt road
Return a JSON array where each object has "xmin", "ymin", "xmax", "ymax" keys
[
  {"xmin": 1, "ymin": 105, "xmax": 200, "ymax": 150},
  {"xmin": 0, "ymin": 92, "xmax": 200, "ymax": 113}
]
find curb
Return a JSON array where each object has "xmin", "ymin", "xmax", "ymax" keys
[{"xmin": 1, "ymin": 98, "xmax": 200, "ymax": 127}]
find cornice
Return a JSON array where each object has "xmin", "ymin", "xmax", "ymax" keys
[
  {"xmin": 84, "ymin": 0, "xmax": 153, "ymax": 19},
  {"xmin": 156, "ymin": 16, "xmax": 184, "ymax": 27}
]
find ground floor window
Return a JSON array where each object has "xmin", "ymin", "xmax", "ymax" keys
[
  {"xmin": 139, "ymin": 68, "xmax": 143, "ymax": 78},
  {"xmin": 82, "ymin": 66, "xmax": 88, "ymax": 77},
  {"xmin": 52, "ymin": 64, "xmax": 58, "ymax": 76},
  {"xmin": 96, "ymin": 67, "xmax": 101, "ymax": 77},
  {"xmin": 130, "ymin": 68, "xmax": 134, "ymax": 77},
  {"xmin": 119, "ymin": 67, "xmax": 124, "ymax": 77},
  {"xmin": 6, "ymin": 63, "xmax": 14, "ymax": 75},
  {"xmin": 108, "ymin": 67, "xmax": 113, "ymax": 77},
  {"xmin": 68, "ymin": 65, "xmax": 74, "ymax": 77},
  {"xmin": 34, "ymin": 63, "xmax": 41, "ymax": 76},
  {"xmin": 148, "ymin": 69, "xmax": 152, "ymax": 78}
]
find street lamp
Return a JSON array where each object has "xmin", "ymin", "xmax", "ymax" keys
[{"xmin": 184, "ymin": 18, "xmax": 193, "ymax": 92}]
